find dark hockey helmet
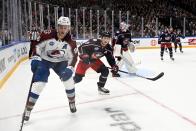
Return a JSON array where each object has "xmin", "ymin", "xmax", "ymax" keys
[{"xmin": 100, "ymin": 31, "xmax": 111, "ymax": 38}]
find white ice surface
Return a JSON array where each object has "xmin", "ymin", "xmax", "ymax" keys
[{"xmin": 1, "ymin": 48, "xmax": 196, "ymax": 131}]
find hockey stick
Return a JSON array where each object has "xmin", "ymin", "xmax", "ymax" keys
[
  {"xmin": 19, "ymin": 75, "xmax": 34, "ymax": 131},
  {"xmin": 112, "ymin": 55, "xmax": 164, "ymax": 81},
  {"xmin": 119, "ymin": 69, "xmax": 164, "ymax": 81},
  {"xmin": 109, "ymin": 67, "xmax": 164, "ymax": 81}
]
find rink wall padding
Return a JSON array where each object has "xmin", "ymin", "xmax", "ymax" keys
[
  {"xmin": 0, "ymin": 42, "xmax": 30, "ymax": 89},
  {"xmin": 1, "ymin": 36, "xmax": 196, "ymax": 89},
  {"xmin": 132, "ymin": 37, "xmax": 196, "ymax": 49},
  {"xmin": 77, "ymin": 37, "xmax": 196, "ymax": 49}
]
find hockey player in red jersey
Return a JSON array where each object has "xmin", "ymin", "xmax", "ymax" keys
[
  {"xmin": 112, "ymin": 21, "xmax": 137, "ymax": 77},
  {"xmin": 23, "ymin": 16, "xmax": 78, "ymax": 122},
  {"xmin": 73, "ymin": 32, "xmax": 119, "ymax": 94}
]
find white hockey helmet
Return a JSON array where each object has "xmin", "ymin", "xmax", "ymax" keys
[
  {"xmin": 120, "ymin": 21, "xmax": 128, "ymax": 31},
  {"xmin": 57, "ymin": 16, "xmax": 71, "ymax": 26}
]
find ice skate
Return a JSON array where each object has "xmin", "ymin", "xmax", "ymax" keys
[
  {"xmin": 23, "ymin": 109, "xmax": 31, "ymax": 121},
  {"xmin": 98, "ymin": 87, "xmax": 110, "ymax": 95},
  {"xmin": 69, "ymin": 102, "xmax": 77, "ymax": 113}
]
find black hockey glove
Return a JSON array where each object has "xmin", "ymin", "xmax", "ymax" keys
[
  {"xmin": 111, "ymin": 65, "xmax": 119, "ymax": 74},
  {"xmin": 123, "ymin": 39, "xmax": 129, "ymax": 45}
]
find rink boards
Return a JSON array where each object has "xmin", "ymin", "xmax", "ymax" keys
[{"xmin": 1, "ymin": 36, "xmax": 196, "ymax": 88}]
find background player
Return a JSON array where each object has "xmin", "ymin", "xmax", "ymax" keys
[
  {"xmin": 174, "ymin": 30, "xmax": 184, "ymax": 53},
  {"xmin": 112, "ymin": 21, "xmax": 137, "ymax": 77},
  {"xmin": 158, "ymin": 27, "xmax": 175, "ymax": 61}
]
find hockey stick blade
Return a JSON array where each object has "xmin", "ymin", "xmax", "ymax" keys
[
  {"xmin": 137, "ymin": 72, "xmax": 164, "ymax": 81},
  {"xmin": 108, "ymin": 67, "xmax": 164, "ymax": 81}
]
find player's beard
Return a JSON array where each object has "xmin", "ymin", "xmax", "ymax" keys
[{"xmin": 58, "ymin": 31, "xmax": 67, "ymax": 40}]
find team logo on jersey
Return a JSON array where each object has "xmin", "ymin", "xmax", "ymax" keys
[
  {"xmin": 49, "ymin": 41, "xmax": 55, "ymax": 46},
  {"xmin": 165, "ymin": 37, "xmax": 171, "ymax": 40},
  {"xmin": 47, "ymin": 50, "xmax": 65, "ymax": 58}
]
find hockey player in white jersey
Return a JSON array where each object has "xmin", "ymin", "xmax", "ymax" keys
[
  {"xmin": 112, "ymin": 21, "xmax": 137, "ymax": 77},
  {"xmin": 22, "ymin": 16, "xmax": 78, "ymax": 122}
]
